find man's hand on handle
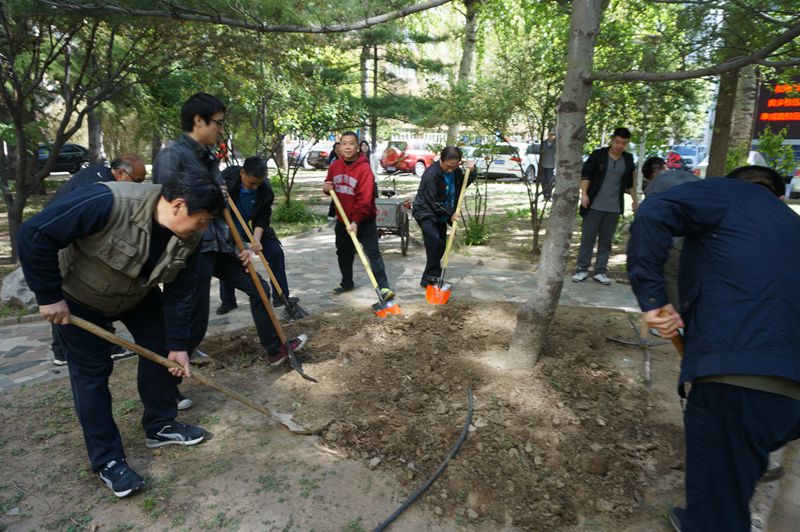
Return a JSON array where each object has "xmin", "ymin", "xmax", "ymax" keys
[
  {"xmin": 40, "ymin": 300, "xmax": 70, "ymax": 325},
  {"xmin": 323, "ymin": 182, "xmax": 333, "ymax": 195},
  {"xmin": 644, "ymin": 304, "xmax": 684, "ymax": 338},
  {"xmin": 167, "ymin": 351, "xmax": 192, "ymax": 378}
]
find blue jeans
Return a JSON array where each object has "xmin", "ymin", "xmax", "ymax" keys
[{"xmin": 682, "ymin": 382, "xmax": 800, "ymax": 531}]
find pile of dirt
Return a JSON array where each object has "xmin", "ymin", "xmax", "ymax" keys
[{"xmin": 202, "ymin": 302, "xmax": 684, "ymax": 530}]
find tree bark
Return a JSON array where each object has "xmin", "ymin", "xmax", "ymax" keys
[
  {"xmin": 506, "ymin": 0, "xmax": 603, "ymax": 367},
  {"xmin": 446, "ymin": 0, "xmax": 479, "ymax": 146},
  {"xmin": 371, "ymin": 45, "xmax": 379, "ymax": 152},
  {"xmin": 88, "ymin": 106, "xmax": 106, "ymax": 164},
  {"xmin": 707, "ymin": 67, "xmax": 740, "ymax": 177},
  {"xmin": 730, "ymin": 65, "xmax": 758, "ymax": 156},
  {"xmin": 151, "ymin": 133, "xmax": 163, "ymax": 166},
  {"xmin": 360, "ymin": 45, "xmax": 370, "ymax": 142}
]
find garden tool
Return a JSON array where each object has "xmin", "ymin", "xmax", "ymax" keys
[
  {"xmin": 68, "ymin": 316, "xmax": 322, "ymax": 434},
  {"xmin": 222, "ymin": 208, "xmax": 318, "ymax": 382},
  {"xmin": 658, "ymin": 308, "xmax": 685, "ymax": 358},
  {"xmin": 328, "ymin": 189, "xmax": 401, "ymax": 318},
  {"xmin": 627, "ymin": 316, "xmax": 653, "ymax": 389},
  {"xmin": 225, "ymin": 194, "xmax": 310, "ymax": 320},
  {"xmin": 426, "ymin": 167, "xmax": 472, "ymax": 305}
]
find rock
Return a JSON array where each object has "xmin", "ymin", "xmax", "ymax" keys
[
  {"xmin": 596, "ymin": 498, "xmax": 615, "ymax": 512},
  {"xmin": 407, "ymin": 462, "xmax": 415, "ymax": 471},
  {"xmin": 468, "ymin": 424, "xmax": 477, "ymax": 432},
  {"xmin": 152, "ymin": 449, "xmax": 162, "ymax": 457},
  {"xmin": 368, "ymin": 457, "xmax": 381, "ymax": 470},
  {"xmin": 0, "ymin": 267, "xmax": 36, "ymax": 311},
  {"xmin": 534, "ymin": 455, "xmax": 543, "ymax": 466},
  {"xmin": 473, "ymin": 417, "xmax": 488, "ymax": 428},
  {"xmin": 596, "ymin": 417, "xmax": 607, "ymax": 427},
  {"xmin": 327, "ymin": 432, "xmax": 340, "ymax": 442},
  {"xmin": 508, "ymin": 448, "xmax": 520, "ymax": 460},
  {"xmin": 524, "ymin": 443, "xmax": 533, "ymax": 453},
  {"xmin": 590, "ymin": 442, "xmax": 603, "ymax": 452},
  {"xmin": 434, "ymin": 506, "xmax": 443, "ymax": 515},
  {"xmin": 467, "ymin": 509, "xmax": 479, "ymax": 520},
  {"xmin": 6, "ymin": 507, "xmax": 20, "ymax": 516}
]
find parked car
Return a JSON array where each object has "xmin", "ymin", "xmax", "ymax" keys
[
  {"xmin": 306, "ymin": 142, "xmax": 336, "ymax": 170},
  {"xmin": 693, "ymin": 151, "xmax": 766, "ymax": 179},
  {"xmin": 37, "ymin": 143, "xmax": 90, "ymax": 174},
  {"xmin": 473, "ymin": 142, "xmax": 536, "ymax": 181},
  {"xmin": 287, "ymin": 141, "xmax": 318, "ymax": 169},
  {"xmin": 664, "ymin": 144, "xmax": 700, "ymax": 170},
  {"xmin": 380, "ymin": 139, "xmax": 438, "ymax": 177}
]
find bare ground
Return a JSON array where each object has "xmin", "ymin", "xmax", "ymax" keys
[{"xmin": 0, "ymin": 302, "xmax": 685, "ymax": 531}]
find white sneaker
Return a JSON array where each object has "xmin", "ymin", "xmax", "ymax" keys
[
  {"xmin": 572, "ymin": 271, "xmax": 588, "ymax": 282},
  {"xmin": 593, "ymin": 273, "xmax": 612, "ymax": 285}
]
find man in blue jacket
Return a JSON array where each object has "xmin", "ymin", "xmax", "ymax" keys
[{"xmin": 627, "ymin": 165, "xmax": 800, "ymax": 532}]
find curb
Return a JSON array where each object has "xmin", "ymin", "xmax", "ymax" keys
[{"xmin": 0, "ymin": 313, "xmax": 41, "ymax": 326}]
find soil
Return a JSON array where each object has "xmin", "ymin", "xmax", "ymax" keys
[{"xmin": 1, "ymin": 302, "xmax": 686, "ymax": 531}]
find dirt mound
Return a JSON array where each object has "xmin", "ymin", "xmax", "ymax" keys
[{"xmin": 202, "ymin": 302, "xmax": 684, "ymax": 530}]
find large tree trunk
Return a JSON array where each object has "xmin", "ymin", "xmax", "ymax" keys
[
  {"xmin": 730, "ymin": 65, "xmax": 758, "ymax": 156},
  {"xmin": 88, "ymin": 106, "xmax": 106, "ymax": 164},
  {"xmin": 707, "ymin": 67, "xmax": 740, "ymax": 177},
  {"xmin": 360, "ymin": 45, "xmax": 370, "ymax": 142},
  {"xmin": 506, "ymin": 0, "xmax": 603, "ymax": 368},
  {"xmin": 371, "ymin": 45, "xmax": 379, "ymax": 152},
  {"xmin": 446, "ymin": 0, "xmax": 479, "ymax": 146}
]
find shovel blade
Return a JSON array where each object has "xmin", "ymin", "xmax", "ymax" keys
[
  {"xmin": 372, "ymin": 299, "xmax": 402, "ymax": 317},
  {"xmin": 426, "ymin": 282, "xmax": 453, "ymax": 305}
]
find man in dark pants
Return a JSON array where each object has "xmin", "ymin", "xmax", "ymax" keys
[
  {"xmin": 322, "ymin": 131, "xmax": 394, "ymax": 300},
  {"xmin": 627, "ymin": 166, "xmax": 800, "ymax": 532},
  {"xmin": 153, "ymin": 93, "xmax": 306, "ymax": 366},
  {"xmin": 573, "ymin": 127, "xmax": 638, "ymax": 286},
  {"xmin": 18, "ymin": 175, "xmax": 225, "ymax": 498},
  {"xmin": 412, "ymin": 146, "xmax": 475, "ymax": 287},
  {"xmin": 539, "ymin": 132, "xmax": 556, "ymax": 199},
  {"xmin": 48, "ymin": 155, "xmax": 146, "ymax": 366},
  {"xmin": 216, "ymin": 156, "xmax": 298, "ymax": 315}
]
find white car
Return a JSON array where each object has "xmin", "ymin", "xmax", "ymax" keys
[
  {"xmin": 474, "ymin": 142, "xmax": 537, "ymax": 181},
  {"xmin": 693, "ymin": 151, "xmax": 766, "ymax": 178}
]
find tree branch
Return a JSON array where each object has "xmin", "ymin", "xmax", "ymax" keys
[
  {"xmin": 587, "ymin": 22, "xmax": 800, "ymax": 82},
  {"xmin": 39, "ymin": 0, "xmax": 453, "ymax": 34}
]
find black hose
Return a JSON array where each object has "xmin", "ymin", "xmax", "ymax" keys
[{"xmin": 373, "ymin": 386, "xmax": 474, "ymax": 532}]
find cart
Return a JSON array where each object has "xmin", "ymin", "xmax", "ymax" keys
[{"xmin": 375, "ymin": 186, "xmax": 412, "ymax": 256}]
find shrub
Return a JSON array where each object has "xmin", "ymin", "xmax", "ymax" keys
[
  {"xmin": 465, "ymin": 219, "xmax": 492, "ymax": 245},
  {"xmin": 272, "ymin": 200, "xmax": 315, "ymax": 224}
]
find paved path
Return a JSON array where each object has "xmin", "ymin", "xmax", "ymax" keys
[{"xmin": 0, "ymin": 223, "xmax": 638, "ymax": 393}]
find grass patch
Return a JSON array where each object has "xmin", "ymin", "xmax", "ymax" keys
[
  {"xmin": 342, "ymin": 518, "xmax": 367, "ymax": 532},
  {"xmin": 141, "ymin": 472, "xmax": 174, "ymax": 519},
  {"xmin": 255, "ymin": 473, "xmax": 290, "ymax": 494}
]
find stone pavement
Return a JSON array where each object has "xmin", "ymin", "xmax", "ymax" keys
[{"xmin": 0, "ymin": 223, "xmax": 639, "ymax": 393}]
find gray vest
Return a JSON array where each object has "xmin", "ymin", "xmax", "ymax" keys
[{"xmin": 60, "ymin": 182, "xmax": 201, "ymax": 315}]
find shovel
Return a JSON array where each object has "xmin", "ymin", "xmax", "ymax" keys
[
  {"xmin": 68, "ymin": 316, "xmax": 323, "ymax": 434},
  {"xmin": 427, "ymin": 167, "xmax": 472, "ymax": 305},
  {"xmin": 328, "ymin": 189, "xmax": 401, "ymax": 318},
  {"xmin": 222, "ymin": 208, "xmax": 318, "ymax": 383},
  {"xmin": 225, "ymin": 194, "xmax": 310, "ymax": 320}
]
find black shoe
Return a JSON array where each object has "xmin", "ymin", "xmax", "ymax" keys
[
  {"xmin": 331, "ymin": 284, "xmax": 354, "ymax": 295},
  {"xmin": 668, "ymin": 507, "xmax": 684, "ymax": 532},
  {"xmin": 216, "ymin": 302, "xmax": 238, "ymax": 315},
  {"xmin": 145, "ymin": 422, "xmax": 206, "ymax": 448},
  {"xmin": 110, "ymin": 345, "xmax": 135, "ymax": 361},
  {"xmin": 97, "ymin": 459, "xmax": 145, "ymax": 498}
]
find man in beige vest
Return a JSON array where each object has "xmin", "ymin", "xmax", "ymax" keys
[{"xmin": 18, "ymin": 174, "xmax": 224, "ymax": 499}]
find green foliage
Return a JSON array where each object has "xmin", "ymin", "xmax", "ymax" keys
[
  {"xmin": 272, "ymin": 201, "xmax": 315, "ymax": 224},
  {"xmin": 465, "ymin": 218, "xmax": 493, "ymax": 245},
  {"xmin": 757, "ymin": 127, "xmax": 796, "ymax": 177}
]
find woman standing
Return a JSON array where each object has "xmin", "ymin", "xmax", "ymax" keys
[{"xmin": 412, "ymin": 147, "xmax": 474, "ymax": 287}]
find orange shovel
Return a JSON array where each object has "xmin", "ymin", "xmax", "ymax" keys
[
  {"xmin": 329, "ymin": 189, "xmax": 402, "ymax": 318},
  {"xmin": 426, "ymin": 167, "xmax": 472, "ymax": 305}
]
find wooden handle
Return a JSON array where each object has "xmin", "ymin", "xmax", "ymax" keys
[
  {"xmin": 68, "ymin": 315, "xmax": 274, "ymax": 419},
  {"xmin": 657, "ymin": 309, "xmax": 684, "ymax": 358},
  {"xmin": 225, "ymin": 194, "xmax": 286, "ymax": 298},
  {"xmin": 328, "ymin": 188, "xmax": 381, "ymax": 291},
  {"xmin": 441, "ymin": 166, "xmax": 472, "ymax": 270},
  {"xmin": 222, "ymin": 208, "xmax": 288, "ymax": 344}
]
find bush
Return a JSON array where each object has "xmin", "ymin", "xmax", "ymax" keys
[
  {"xmin": 272, "ymin": 200, "xmax": 315, "ymax": 224},
  {"xmin": 465, "ymin": 219, "xmax": 493, "ymax": 245}
]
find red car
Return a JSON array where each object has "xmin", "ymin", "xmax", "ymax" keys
[{"xmin": 380, "ymin": 139, "xmax": 438, "ymax": 177}]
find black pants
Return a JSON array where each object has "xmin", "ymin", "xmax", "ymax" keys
[
  {"xmin": 334, "ymin": 219, "xmax": 389, "ymax": 289},
  {"xmin": 682, "ymin": 382, "xmax": 800, "ymax": 531},
  {"xmin": 417, "ymin": 217, "xmax": 448, "ymax": 285},
  {"xmin": 52, "ymin": 322, "xmax": 119, "ymax": 358},
  {"xmin": 191, "ymin": 251, "xmax": 280, "ymax": 355},
  {"xmin": 57, "ymin": 289, "xmax": 180, "ymax": 471},
  {"xmin": 220, "ymin": 234, "xmax": 288, "ymax": 305}
]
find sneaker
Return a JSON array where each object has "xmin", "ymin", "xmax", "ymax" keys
[
  {"xmin": 145, "ymin": 422, "xmax": 206, "ymax": 448},
  {"xmin": 216, "ymin": 302, "xmax": 238, "ymax": 315},
  {"xmin": 110, "ymin": 346, "xmax": 135, "ymax": 361},
  {"xmin": 176, "ymin": 391, "xmax": 193, "ymax": 411},
  {"xmin": 52, "ymin": 353, "xmax": 67, "ymax": 366},
  {"xmin": 668, "ymin": 506, "xmax": 684, "ymax": 532},
  {"xmin": 593, "ymin": 273, "xmax": 612, "ymax": 285},
  {"xmin": 379, "ymin": 288, "xmax": 396, "ymax": 301},
  {"xmin": 266, "ymin": 334, "xmax": 309, "ymax": 366},
  {"xmin": 331, "ymin": 284, "xmax": 354, "ymax": 295},
  {"xmin": 189, "ymin": 349, "xmax": 209, "ymax": 362},
  {"xmin": 97, "ymin": 459, "xmax": 145, "ymax": 498},
  {"xmin": 572, "ymin": 271, "xmax": 588, "ymax": 282}
]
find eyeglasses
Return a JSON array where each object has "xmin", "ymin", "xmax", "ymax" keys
[{"xmin": 209, "ymin": 118, "xmax": 225, "ymax": 128}]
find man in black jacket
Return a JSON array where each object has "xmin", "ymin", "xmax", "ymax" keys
[
  {"xmin": 412, "ymin": 147, "xmax": 475, "ymax": 287},
  {"xmin": 217, "ymin": 156, "xmax": 296, "ymax": 314},
  {"xmin": 572, "ymin": 127, "xmax": 638, "ymax": 286}
]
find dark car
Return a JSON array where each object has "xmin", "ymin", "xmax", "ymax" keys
[{"xmin": 37, "ymin": 143, "xmax": 90, "ymax": 174}]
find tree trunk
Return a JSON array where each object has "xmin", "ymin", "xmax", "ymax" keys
[
  {"xmin": 360, "ymin": 45, "xmax": 370, "ymax": 142},
  {"xmin": 371, "ymin": 45, "xmax": 379, "ymax": 152},
  {"xmin": 151, "ymin": 133, "xmax": 163, "ymax": 166},
  {"xmin": 88, "ymin": 106, "xmax": 106, "ymax": 165},
  {"xmin": 506, "ymin": 0, "xmax": 603, "ymax": 368},
  {"xmin": 446, "ymin": 0, "xmax": 479, "ymax": 146},
  {"xmin": 730, "ymin": 65, "xmax": 758, "ymax": 156},
  {"xmin": 706, "ymin": 67, "xmax": 740, "ymax": 177}
]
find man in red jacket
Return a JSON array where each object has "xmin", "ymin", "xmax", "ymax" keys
[{"xmin": 323, "ymin": 131, "xmax": 394, "ymax": 301}]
